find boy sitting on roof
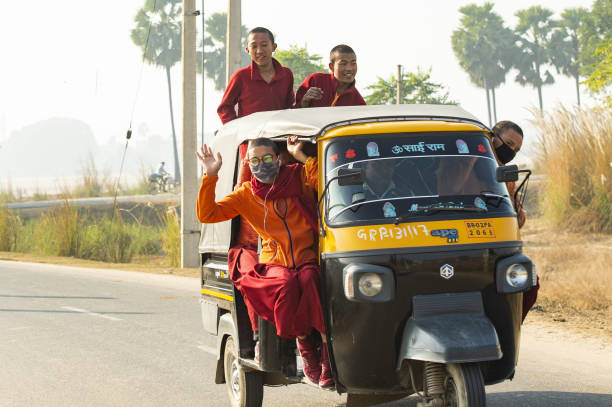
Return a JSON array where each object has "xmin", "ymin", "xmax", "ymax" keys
[
  {"xmin": 296, "ymin": 44, "xmax": 366, "ymax": 108},
  {"xmin": 196, "ymin": 136, "xmax": 334, "ymax": 389}
]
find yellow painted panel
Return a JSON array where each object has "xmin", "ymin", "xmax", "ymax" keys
[
  {"xmin": 201, "ymin": 288, "xmax": 234, "ymax": 302},
  {"xmin": 321, "ymin": 217, "xmax": 519, "ymax": 253},
  {"xmin": 319, "ymin": 121, "xmax": 487, "ymax": 141}
]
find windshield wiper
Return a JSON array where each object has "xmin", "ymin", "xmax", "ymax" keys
[
  {"xmin": 394, "ymin": 203, "xmax": 486, "ymax": 225},
  {"xmin": 479, "ymin": 191, "xmax": 509, "ymax": 208}
]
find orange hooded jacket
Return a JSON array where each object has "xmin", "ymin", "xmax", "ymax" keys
[{"xmin": 197, "ymin": 157, "xmax": 318, "ymax": 268}]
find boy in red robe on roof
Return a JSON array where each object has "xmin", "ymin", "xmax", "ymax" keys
[
  {"xmin": 296, "ymin": 44, "xmax": 366, "ymax": 108},
  {"xmin": 196, "ymin": 137, "xmax": 334, "ymax": 389}
]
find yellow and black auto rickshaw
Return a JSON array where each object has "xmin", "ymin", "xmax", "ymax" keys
[{"xmin": 199, "ymin": 105, "xmax": 536, "ymax": 407}]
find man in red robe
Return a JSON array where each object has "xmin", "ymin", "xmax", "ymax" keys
[{"xmin": 296, "ymin": 44, "xmax": 366, "ymax": 108}]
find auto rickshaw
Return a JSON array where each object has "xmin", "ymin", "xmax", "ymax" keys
[{"xmin": 199, "ymin": 104, "xmax": 536, "ymax": 407}]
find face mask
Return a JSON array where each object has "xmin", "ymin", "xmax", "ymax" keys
[
  {"xmin": 250, "ymin": 160, "xmax": 278, "ymax": 183},
  {"xmin": 495, "ymin": 137, "xmax": 516, "ymax": 164}
]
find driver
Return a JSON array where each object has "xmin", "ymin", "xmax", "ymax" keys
[{"xmin": 361, "ymin": 159, "xmax": 405, "ymax": 200}]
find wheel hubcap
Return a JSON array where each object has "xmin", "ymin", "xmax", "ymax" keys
[{"xmin": 229, "ymin": 359, "xmax": 241, "ymax": 401}]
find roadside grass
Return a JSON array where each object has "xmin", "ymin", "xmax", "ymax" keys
[
  {"xmin": 1, "ymin": 200, "xmax": 182, "ymax": 266},
  {"xmin": 521, "ymin": 218, "xmax": 611, "ymax": 335},
  {"xmin": 532, "ymin": 106, "xmax": 612, "ymax": 233}
]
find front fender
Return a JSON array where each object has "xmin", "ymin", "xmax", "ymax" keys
[{"xmin": 397, "ymin": 292, "xmax": 502, "ymax": 368}]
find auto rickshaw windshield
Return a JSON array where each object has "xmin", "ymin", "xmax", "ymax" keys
[{"xmin": 324, "ymin": 132, "xmax": 513, "ymax": 225}]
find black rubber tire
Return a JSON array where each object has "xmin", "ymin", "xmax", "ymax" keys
[
  {"xmin": 223, "ymin": 336, "xmax": 264, "ymax": 407},
  {"xmin": 444, "ymin": 363, "xmax": 486, "ymax": 407}
]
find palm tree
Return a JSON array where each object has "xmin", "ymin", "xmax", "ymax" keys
[
  {"xmin": 549, "ymin": 8, "xmax": 589, "ymax": 106},
  {"xmin": 200, "ymin": 12, "xmax": 250, "ymax": 92},
  {"xmin": 514, "ymin": 6, "xmax": 557, "ymax": 111},
  {"xmin": 131, "ymin": 0, "xmax": 182, "ymax": 184},
  {"xmin": 452, "ymin": 3, "xmax": 516, "ymax": 126}
]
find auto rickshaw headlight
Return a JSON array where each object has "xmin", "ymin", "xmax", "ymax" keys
[
  {"xmin": 343, "ymin": 263, "xmax": 395, "ymax": 302},
  {"xmin": 358, "ymin": 273, "xmax": 383, "ymax": 297},
  {"xmin": 506, "ymin": 264, "xmax": 528, "ymax": 288}
]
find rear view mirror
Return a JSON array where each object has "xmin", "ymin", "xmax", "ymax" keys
[
  {"xmin": 338, "ymin": 168, "xmax": 364, "ymax": 186},
  {"xmin": 496, "ymin": 165, "xmax": 519, "ymax": 182}
]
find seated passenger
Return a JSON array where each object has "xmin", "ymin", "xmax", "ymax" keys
[
  {"xmin": 296, "ymin": 44, "xmax": 366, "ymax": 108},
  {"xmin": 361, "ymin": 159, "xmax": 406, "ymax": 200},
  {"xmin": 196, "ymin": 137, "xmax": 334, "ymax": 389}
]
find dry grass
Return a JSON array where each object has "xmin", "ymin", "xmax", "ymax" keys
[
  {"xmin": 522, "ymin": 218, "xmax": 611, "ymax": 336},
  {"xmin": 531, "ymin": 106, "xmax": 612, "ymax": 232}
]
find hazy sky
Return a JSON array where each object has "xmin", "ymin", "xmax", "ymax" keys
[{"xmin": 0, "ymin": 0, "xmax": 594, "ymax": 158}]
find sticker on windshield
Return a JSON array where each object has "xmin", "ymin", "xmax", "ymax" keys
[
  {"xmin": 345, "ymin": 148, "xmax": 356, "ymax": 159},
  {"xmin": 367, "ymin": 142, "xmax": 380, "ymax": 157},
  {"xmin": 409, "ymin": 203, "xmax": 419, "ymax": 212},
  {"xmin": 456, "ymin": 139, "xmax": 469, "ymax": 154},
  {"xmin": 382, "ymin": 202, "xmax": 396, "ymax": 218},
  {"xmin": 391, "ymin": 142, "xmax": 446, "ymax": 155},
  {"xmin": 478, "ymin": 144, "xmax": 487, "ymax": 153},
  {"xmin": 330, "ymin": 153, "xmax": 338, "ymax": 163},
  {"xmin": 474, "ymin": 197, "xmax": 487, "ymax": 210},
  {"xmin": 464, "ymin": 221, "xmax": 496, "ymax": 238}
]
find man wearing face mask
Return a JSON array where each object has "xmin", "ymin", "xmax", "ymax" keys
[
  {"xmin": 492, "ymin": 121, "xmax": 539, "ymax": 323},
  {"xmin": 491, "ymin": 120, "xmax": 525, "ymax": 227},
  {"xmin": 196, "ymin": 137, "xmax": 335, "ymax": 389}
]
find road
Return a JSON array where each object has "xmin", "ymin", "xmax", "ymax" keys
[{"xmin": 1, "ymin": 260, "xmax": 610, "ymax": 407}]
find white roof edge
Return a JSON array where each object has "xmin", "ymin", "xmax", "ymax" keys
[{"xmin": 213, "ymin": 104, "xmax": 488, "ymax": 148}]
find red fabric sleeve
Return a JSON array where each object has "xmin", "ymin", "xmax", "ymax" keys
[
  {"xmin": 285, "ymin": 69, "xmax": 296, "ymax": 108},
  {"xmin": 295, "ymin": 74, "xmax": 313, "ymax": 108},
  {"xmin": 217, "ymin": 73, "xmax": 241, "ymax": 124}
]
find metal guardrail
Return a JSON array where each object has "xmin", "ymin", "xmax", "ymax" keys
[{"xmin": 6, "ymin": 194, "xmax": 180, "ymax": 211}]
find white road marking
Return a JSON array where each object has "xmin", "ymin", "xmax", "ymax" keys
[
  {"xmin": 197, "ymin": 345, "xmax": 217, "ymax": 356},
  {"xmin": 62, "ymin": 306, "xmax": 123, "ymax": 321}
]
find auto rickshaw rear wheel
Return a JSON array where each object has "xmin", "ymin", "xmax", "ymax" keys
[
  {"xmin": 443, "ymin": 363, "xmax": 485, "ymax": 407},
  {"xmin": 223, "ymin": 336, "xmax": 264, "ymax": 407}
]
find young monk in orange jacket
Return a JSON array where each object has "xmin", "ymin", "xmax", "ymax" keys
[{"xmin": 196, "ymin": 136, "xmax": 334, "ymax": 389}]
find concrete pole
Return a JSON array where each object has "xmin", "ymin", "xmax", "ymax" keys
[
  {"xmin": 396, "ymin": 64, "xmax": 402, "ymax": 104},
  {"xmin": 181, "ymin": 0, "xmax": 200, "ymax": 268},
  {"xmin": 226, "ymin": 0, "xmax": 242, "ymax": 85}
]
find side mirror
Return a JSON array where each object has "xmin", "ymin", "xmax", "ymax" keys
[
  {"xmin": 337, "ymin": 168, "xmax": 364, "ymax": 186},
  {"xmin": 496, "ymin": 165, "xmax": 519, "ymax": 182}
]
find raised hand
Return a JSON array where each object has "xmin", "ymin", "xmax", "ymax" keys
[
  {"xmin": 287, "ymin": 135, "xmax": 308, "ymax": 163},
  {"xmin": 301, "ymin": 87, "xmax": 323, "ymax": 107},
  {"xmin": 195, "ymin": 144, "xmax": 223, "ymax": 176}
]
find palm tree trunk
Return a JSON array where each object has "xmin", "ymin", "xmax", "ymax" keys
[
  {"xmin": 484, "ymin": 81, "xmax": 492, "ymax": 128},
  {"xmin": 166, "ymin": 66, "xmax": 181, "ymax": 184},
  {"xmin": 491, "ymin": 87, "xmax": 498, "ymax": 124},
  {"xmin": 537, "ymin": 85, "xmax": 543, "ymax": 111},
  {"xmin": 575, "ymin": 74, "xmax": 581, "ymax": 106}
]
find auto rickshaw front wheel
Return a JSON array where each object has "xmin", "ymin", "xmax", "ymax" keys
[
  {"xmin": 443, "ymin": 363, "xmax": 485, "ymax": 407},
  {"xmin": 223, "ymin": 336, "xmax": 264, "ymax": 407}
]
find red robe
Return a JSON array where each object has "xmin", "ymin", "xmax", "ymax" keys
[{"xmin": 295, "ymin": 72, "xmax": 366, "ymax": 108}]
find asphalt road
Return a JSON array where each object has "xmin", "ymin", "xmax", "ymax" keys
[{"xmin": 1, "ymin": 260, "xmax": 610, "ymax": 407}]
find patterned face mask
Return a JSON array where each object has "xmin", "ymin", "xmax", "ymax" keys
[{"xmin": 250, "ymin": 160, "xmax": 278, "ymax": 183}]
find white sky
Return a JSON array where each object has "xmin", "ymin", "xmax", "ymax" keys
[{"xmin": 0, "ymin": 0, "xmax": 594, "ymax": 159}]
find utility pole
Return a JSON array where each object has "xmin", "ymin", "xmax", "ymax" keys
[
  {"xmin": 226, "ymin": 0, "xmax": 242, "ymax": 84},
  {"xmin": 396, "ymin": 64, "xmax": 402, "ymax": 104},
  {"xmin": 181, "ymin": 0, "xmax": 200, "ymax": 268},
  {"xmin": 201, "ymin": 0, "xmax": 206, "ymax": 150}
]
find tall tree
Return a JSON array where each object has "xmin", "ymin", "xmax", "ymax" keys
[
  {"xmin": 452, "ymin": 3, "xmax": 516, "ymax": 126},
  {"xmin": 275, "ymin": 45, "xmax": 327, "ymax": 92},
  {"xmin": 200, "ymin": 12, "xmax": 250, "ymax": 91},
  {"xmin": 514, "ymin": 6, "xmax": 557, "ymax": 111},
  {"xmin": 365, "ymin": 68, "xmax": 455, "ymax": 105},
  {"xmin": 131, "ymin": 0, "xmax": 182, "ymax": 183},
  {"xmin": 549, "ymin": 8, "xmax": 589, "ymax": 106},
  {"xmin": 579, "ymin": 0, "xmax": 612, "ymax": 105}
]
